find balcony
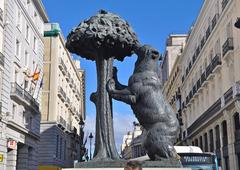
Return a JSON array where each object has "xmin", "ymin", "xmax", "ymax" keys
[
  {"xmin": 69, "ymin": 78, "xmax": 74, "ymax": 88},
  {"xmin": 57, "ymin": 86, "xmax": 66, "ymax": 101},
  {"xmin": 193, "ymin": 84, "xmax": 198, "ymax": 97},
  {"xmin": 200, "ymin": 72, "xmax": 207, "ymax": 89},
  {"xmin": 10, "ymin": 83, "xmax": 39, "ymax": 113},
  {"xmin": 205, "ymin": 26, "xmax": 211, "ymax": 40},
  {"xmin": 224, "ymin": 87, "xmax": 233, "ymax": 105},
  {"xmin": 66, "ymin": 123, "xmax": 71, "ymax": 133},
  {"xmin": 190, "ymin": 91, "xmax": 194, "ymax": 102},
  {"xmin": 75, "ymin": 91, "xmax": 80, "ymax": 100},
  {"xmin": 222, "ymin": 0, "xmax": 229, "ymax": 11},
  {"xmin": 0, "ymin": 52, "xmax": 5, "ymax": 67},
  {"xmin": 58, "ymin": 116, "xmax": 66, "ymax": 129},
  {"xmin": 206, "ymin": 64, "xmax": 213, "ymax": 80},
  {"xmin": 196, "ymin": 79, "xmax": 201, "ymax": 91},
  {"xmin": 222, "ymin": 37, "xmax": 234, "ymax": 58},
  {"xmin": 66, "ymin": 72, "xmax": 70, "ymax": 82},
  {"xmin": 212, "ymin": 54, "xmax": 222, "ymax": 73},
  {"xmin": 65, "ymin": 97, "xmax": 70, "ymax": 107},
  {"xmin": 58, "ymin": 58, "xmax": 63, "ymax": 70},
  {"xmin": 212, "ymin": 14, "xmax": 219, "ymax": 30},
  {"xmin": 196, "ymin": 46, "xmax": 200, "ymax": 58},
  {"xmin": 72, "ymin": 84, "xmax": 76, "ymax": 93},
  {"xmin": 201, "ymin": 37, "xmax": 205, "ymax": 49},
  {"xmin": 182, "ymin": 76, "xmax": 185, "ymax": 83},
  {"xmin": 59, "ymin": 58, "xmax": 67, "ymax": 75}
]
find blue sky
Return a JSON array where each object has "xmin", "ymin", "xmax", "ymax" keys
[{"xmin": 42, "ymin": 0, "xmax": 204, "ymax": 153}]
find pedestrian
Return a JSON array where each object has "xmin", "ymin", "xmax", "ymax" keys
[{"xmin": 124, "ymin": 160, "xmax": 142, "ymax": 170}]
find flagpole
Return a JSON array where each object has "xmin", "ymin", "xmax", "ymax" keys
[
  {"xmin": 32, "ymin": 70, "xmax": 41, "ymax": 98},
  {"xmin": 29, "ymin": 64, "xmax": 39, "ymax": 95},
  {"xmin": 35, "ymin": 74, "xmax": 43, "ymax": 100}
]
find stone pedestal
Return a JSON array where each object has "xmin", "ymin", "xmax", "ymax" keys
[
  {"xmin": 62, "ymin": 159, "xmax": 190, "ymax": 170},
  {"xmin": 63, "ymin": 167, "xmax": 191, "ymax": 170}
]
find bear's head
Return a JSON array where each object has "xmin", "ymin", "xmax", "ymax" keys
[{"xmin": 134, "ymin": 45, "xmax": 160, "ymax": 73}]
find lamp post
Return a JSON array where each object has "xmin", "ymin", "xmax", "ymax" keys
[
  {"xmin": 235, "ymin": 18, "xmax": 240, "ymax": 29},
  {"xmin": 89, "ymin": 132, "xmax": 93, "ymax": 160}
]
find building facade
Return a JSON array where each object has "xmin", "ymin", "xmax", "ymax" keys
[
  {"xmin": 162, "ymin": 0, "xmax": 240, "ymax": 170},
  {"xmin": 161, "ymin": 34, "xmax": 187, "ymax": 86},
  {"xmin": 0, "ymin": 0, "xmax": 48, "ymax": 169},
  {"xmin": 38, "ymin": 23, "xmax": 86, "ymax": 169},
  {"xmin": 0, "ymin": 0, "xmax": 5, "ymax": 168},
  {"xmin": 121, "ymin": 123, "xmax": 145, "ymax": 159}
]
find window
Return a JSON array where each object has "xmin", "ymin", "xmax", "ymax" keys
[
  {"xmin": 16, "ymin": 9, "xmax": 22, "ymax": 29},
  {"xmin": 14, "ymin": 70, "xmax": 18, "ymax": 83},
  {"xmin": 34, "ymin": 11, "xmax": 38, "ymax": 23},
  {"xmin": 24, "ymin": 51, "xmax": 29, "ymax": 67},
  {"xmin": 24, "ymin": 80, "xmax": 29, "ymax": 91},
  {"xmin": 33, "ymin": 36, "xmax": 37, "ymax": 51},
  {"xmin": 12, "ymin": 104, "xmax": 16, "ymax": 119},
  {"xmin": 32, "ymin": 60, "xmax": 36, "ymax": 73},
  {"xmin": 15, "ymin": 39, "xmax": 20, "ymax": 57},
  {"xmin": 26, "ymin": 0, "xmax": 31, "ymax": 10},
  {"xmin": 26, "ymin": 25, "xmax": 30, "ymax": 42}
]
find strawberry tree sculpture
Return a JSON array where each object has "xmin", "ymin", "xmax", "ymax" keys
[{"xmin": 66, "ymin": 10, "xmax": 139, "ymax": 161}]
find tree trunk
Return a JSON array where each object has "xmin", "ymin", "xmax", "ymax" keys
[{"xmin": 92, "ymin": 52, "xmax": 119, "ymax": 161}]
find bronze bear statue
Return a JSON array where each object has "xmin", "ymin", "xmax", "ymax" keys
[{"xmin": 107, "ymin": 45, "xmax": 179, "ymax": 160}]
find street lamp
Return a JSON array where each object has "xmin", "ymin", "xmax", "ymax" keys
[
  {"xmin": 234, "ymin": 18, "xmax": 240, "ymax": 29},
  {"xmin": 89, "ymin": 132, "xmax": 93, "ymax": 160}
]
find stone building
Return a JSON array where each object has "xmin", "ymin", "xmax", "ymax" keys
[
  {"xmin": 162, "ymin": 0, "xmax": 240, "ymax": 169},
  {"xmin": 38, "ymin": 23, "xmax": 86, "ymax": 169},
  {"xmin": 0, "ymin": 0, "xmax": 5, "ymax": 168},
  {"xmin": 0, "ymin": 0, "xmax": 48, "ymax": 169},
  {"xmin": 121, "ymin": 123, "xmax": 145, "ymax": 159},
  {"xmin": 161, "ymin": 34, "xmax": 187, "ymax": 86},
  {"xmin": 162, "ymin": 42, "xmax": 185, "ymax": 142}
]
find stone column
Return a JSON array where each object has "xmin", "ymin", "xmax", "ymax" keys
[
  {"xmin": 219, "ymin": 120, "xmax": 224, "ymax": 169},
  {"xmin": 227, "ymin": 111, "xmax": 237, "ymax": 170},
  {"xmin": 16, "ymin": 145, "xmax": 28, "ymax": 170},
  {"xmin": 6, "ymin": 148, "xmax": 17, "ymax": 170}
]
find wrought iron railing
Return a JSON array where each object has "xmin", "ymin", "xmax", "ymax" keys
[
  {"xmin": 0, "ymin": 52, "xmax": 4, "ymax": 67},
  {"xmin": 222, "ymin": 0, "xmax": 229, "ymax": 10},
  {"xmin": 222, "ymin": 37, "xmax": 234, "ymax": 57}
]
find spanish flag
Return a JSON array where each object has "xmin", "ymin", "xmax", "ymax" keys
[{"xmin": 32, "ymin": 71, "xmax": 40, "ymax": 81}]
